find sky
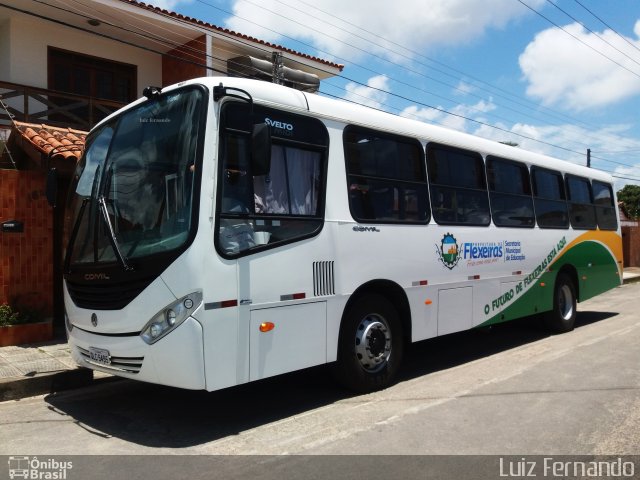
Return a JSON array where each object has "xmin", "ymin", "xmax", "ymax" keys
[{"xmin": 147, "ymin": 0, "xmax": 640, "ymax": 190}]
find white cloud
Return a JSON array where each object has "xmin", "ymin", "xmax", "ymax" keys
[
  {"xmin": 472, "ymin": 120, "xmax": 640, "ymax": 169},
  {"xmin": 454, "ymin": 81, "xmax": 476, "ymax": 96},
  {"xmin": 342, "ymin": 75, "xmax": 389, "ymax": 109},
  {"xmin": 519, "ymin": 22, "xmax": 640, "ymax": 110},
  {"xmin": 144, "ymin": 0, "xmax": 192, "ymax": 10},
  {"xmin": 400, "ymin": 105, "xmax": 443, "ymax": 123},
  {"xmin": 400, "ymin": 99, "xmax": 496, "ymax": 132},
  {"xmin": 612, "ymin": 165, "xmax": 640, "ymax": 189},
  {"xmin": 400, "ymin": 99, "xmax": 640, "ymax": 185},
  {"xmin": 225, "ymin": 0, "xmax": 546, "ymax": 62}
]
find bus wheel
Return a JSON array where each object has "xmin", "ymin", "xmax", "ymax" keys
[
  {"xmin": 334, "ymin": 294, "xmax": 404, "ymax": 393},
  {"xmin": 544, "ymin": 273, "xmax": 577, "ymax": 333}
]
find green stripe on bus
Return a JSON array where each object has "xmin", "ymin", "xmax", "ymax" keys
[{"xmin": 478, "ymin": 240, "xmax": 620, "ymax": 328}]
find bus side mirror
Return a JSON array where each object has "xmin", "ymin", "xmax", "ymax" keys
[
  {"xmin": 251, "ymin": 123, "xmax": 271, "ymax": 176},
  {"xmin": 46, "ymin": 168, "xmax": 58, "ymax": 207}
]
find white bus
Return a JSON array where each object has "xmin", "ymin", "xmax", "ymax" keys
[{"xmin": 62, "ymin": 77, "xmax": 622, "ymax": 393}]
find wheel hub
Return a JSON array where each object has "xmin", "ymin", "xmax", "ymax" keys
[{"xmin": 354, "ymin": 314, "xmax": 392, "ymax": 373}]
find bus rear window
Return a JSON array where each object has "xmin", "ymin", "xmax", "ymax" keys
[
  {"xmin": 566, "ymin": 175, "xmax": 596, "ymax": 230},
  {"xmin": 592, "ymin": 180, "xmax": 618, "ymax": 230}
]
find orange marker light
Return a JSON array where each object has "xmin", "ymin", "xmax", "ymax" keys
[
  {"xmin": 425, "ymin": 299, "xmax": 433, "ymax": 305},
  {"xmin": 540, "ymin": 282, "xmax": 546, "ymax": 287},
  {"xmin": 259, "ymin": 322, "xmax": 275, "ymax": 332}
]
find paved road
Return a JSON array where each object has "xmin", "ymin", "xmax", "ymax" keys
[{"xmin": 1, "ymin": 283, "xmax": 639, "ymax": 457}]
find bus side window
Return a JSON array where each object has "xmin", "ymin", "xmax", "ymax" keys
[
  {"xmin": 427, "ymin": 143, "xmax": 490, "ymax": 226},
  {"xmin": 343, "ymin": 126, "xmax": 428, "ymax": 224},
  {"xmin": 566, "ymin": 175, "xmax": 597, "ymax": 230},
  {"xmin": 487, "ymin": 156, "xmax": 534, "ymax": 228},
  {"xmin": 592, "ymin": 180, "xmax": 618, "ymax": 230},
  {"xmin": 216, "ymin": 103, "xmax": 329, "ymax": 257},
  {"xmin": 532, "ymin": 167, "xmax": 569, "ymax": 229}
]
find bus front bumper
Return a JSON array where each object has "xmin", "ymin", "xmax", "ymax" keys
[{"xmin": 68, "ymin": 317, "xmax": 206, "ymax": 390}]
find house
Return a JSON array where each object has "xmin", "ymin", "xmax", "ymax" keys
[
  {"xmin": 0, "ymin": 0, "xmax": 342, "ymax": 132},
  {"xmin": 0, "ymin": 0, "xmax": 342, "ymax": 330}
]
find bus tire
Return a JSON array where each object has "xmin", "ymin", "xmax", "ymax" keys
[
  {"xmin": 544, "ymin": 273, "xmax": 577, "ymax": 333},
  {"xmin": 334, "ymin": 294, "xmax": 404, "ymax": 393}
]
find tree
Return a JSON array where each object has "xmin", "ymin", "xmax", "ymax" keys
[{"xmin": 617, "ymin": 184, "xmax": 640, "ymax": 219}]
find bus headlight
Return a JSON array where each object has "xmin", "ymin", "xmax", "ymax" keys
[{"xmin": 141, "ymin": 292, "xmax": 203, "ymax": 344}]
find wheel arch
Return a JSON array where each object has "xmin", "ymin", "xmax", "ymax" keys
[
  {"xmin": 340, "ymin": 279, "xmax": 412, "ymax": 345},
  {"xmin": 556, "ymin": 263, "xmax": 580, "ymax": 301}
]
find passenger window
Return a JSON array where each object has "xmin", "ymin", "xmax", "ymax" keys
[
  {"xmin": 427, "ymin": 143, "xmax": 490, "ymax": 226},
  {"xmin": 532, "ymin": 168, "xmax": 569, "ymax": 228},
  {"xmin": 344, "ymin": 126, "xmax": 429, "ymax": 223},
  {"xmin": 217, "ymin": 103, "xmax": 328, "ymax": 257},
  {"xmin": 592, "ymin": 180, "xmax": 618, "ymax": 230},
  {"xmin": 566, "ymin": 175, "xmax": 597, "ymax": 229},
  {"xmin": 487, "ymin": 156, "xmax": 534, "ymax": 228}
]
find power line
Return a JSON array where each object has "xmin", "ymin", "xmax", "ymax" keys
[
  {"xmin": 280, "ymin": 0, "xmax": 602, "ymax": 130},
  {"xmin": 6, "ymin": 0, "xmax": 640, "ymax": 180},
  {"xmin": 593, "ymin": 148, "xmax": 640, "ymax": 154},
  {"xmin": 25, "ymin": 1, "xmax": 640, "ymax": 170},
  {"xmin": 129, "ymin": 0, "xmax": 635, "ymax": 158},
  {"xmin": 231, "ymin": 0, "xmax": 597, "ymax": 133},
  {"xmin": 10, "ymin": 1, "xmax": 622, "ymax": 162},
  {"xmin": 544, "ymin": 0, "xmax": 640, "ymax": 70},
  {"xmin": 516, "ymin": 0, "xmax": 640, "ymax": 80},
  {"xmin": 222, "ymin": 0, "xmax": 640, "ymax": 151},
  {"xmin": 572, "ymin": 0, "xmax": 640, "ymax": 56}
]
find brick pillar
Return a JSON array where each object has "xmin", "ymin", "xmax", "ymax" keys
[{"xmin": 0, "ymin": 170, "xmax": 53, "ymax": 317}]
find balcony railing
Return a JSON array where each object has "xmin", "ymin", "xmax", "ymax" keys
[{"xmin": 0, "ymin": 80, "xmax": 126, "ymax": 132}]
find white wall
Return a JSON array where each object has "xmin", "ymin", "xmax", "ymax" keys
[{"xmin": 6, "ymin": 15, "xmax": 161, "ymax": 96}]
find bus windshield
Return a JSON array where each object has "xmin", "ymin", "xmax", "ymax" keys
[{"xmin": 65, "ymin": 86, "xmax": 205, "ymax": 268}]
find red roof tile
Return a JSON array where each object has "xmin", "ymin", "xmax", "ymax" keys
[
  {"xmin": 118, "ymin": 0, "xmax": 344, "ymax": 72},
  {"xmin": 13, "ymin": 121, "xmax": 87, "ymax": 163}
]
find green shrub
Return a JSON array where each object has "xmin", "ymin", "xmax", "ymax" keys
[
  {"xmin": 0, "ymin": 304, "xmax": 21, "ymax": 326},
  {"xmin": 0, "ymin": 302, "xmax": 44, "ymax": 326}
]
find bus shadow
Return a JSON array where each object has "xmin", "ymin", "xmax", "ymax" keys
[
  {"xmin": 44, "ymin": 310, "xmax": 617, "ymax": 449},
  {"xmin": 399, "ymin": 310, "xmax": 618, "ymax": 380}
]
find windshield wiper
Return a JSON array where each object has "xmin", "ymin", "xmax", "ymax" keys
[{"xmin": 98, "ymin": 195, "xmax": 133, "ymax": 271}]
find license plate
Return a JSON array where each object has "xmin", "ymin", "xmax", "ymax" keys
[{"xmin": 89, "ymin": 347, "xmax": 111, "ymax": 366}]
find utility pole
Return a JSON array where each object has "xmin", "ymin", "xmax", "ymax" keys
[{"xmin": 587, "ymin": 148, "xmax": 591, "ymax": 168}]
